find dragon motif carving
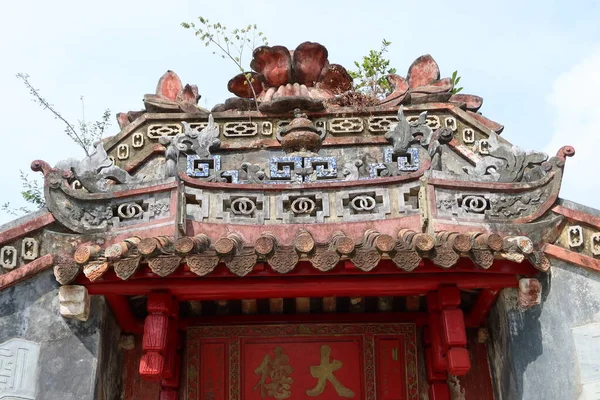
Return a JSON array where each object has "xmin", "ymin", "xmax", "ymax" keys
[
  {"xmin": 55, "ymin": 143, "xmax": 140, "ymax": 192},
  {"xmin": 384, "ymin": 106, "xmax": 453, "ymax": 170},
  {"xmin": 463, "ymin": 131, "xmax": 548, "ymax": 182},
  {"xmin": 161, "ymin": 114, "xmax": 221, "ymax": 177}
]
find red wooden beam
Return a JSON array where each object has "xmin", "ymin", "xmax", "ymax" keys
[
  {"xmin": 85, "ymin": 273, "xmax": 518, "ymax": 300},
  {"xmin": 104, "ymin": 294, "xmax": 143, "ymax": 335},
  {"xmin": 76, "ymin": 259, "xmax": 537, "ymax": 286},
  {"xmin": 179, "ymin": 311, "xmax": 430, "ymax": 329},
  {"xmin": 464, "ymin": 289, "xmax": 500, "ymax": 327}
]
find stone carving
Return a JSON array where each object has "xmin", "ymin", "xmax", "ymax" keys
[
  {"xmin": 222, "ymin": 121, "xmax": 258, "ymax": 137},
  {"xmin": 0, "ymin": 338, "xmax": 40, "ymax": 399},
  {"xmin": 291, "ymin": 197, "xmax": 317, "ymax": 215},
  {"xmin": 350, "ymin": 195, "xmax": 377, "ymax": 212},
  {"xmin": 463, "ymin": 131, "xmax": 548, "ymax": 182},
  {"xmin": 218, "ymin": 194, "xmax": 269, "ymax": 224},
  {"xmin": 147, "ymin": 123, "xmax": 182, "ymax": 139},
  {"xmin": 278, "ymin": 193, "xmax": 329, "ymax": 223},
  {"xmin": 21, "ymin": 238, "xmax": 39, "ymax": 261},
  {"xmin": 117, "ymin": 202, "xmax": 144, "ymax": 220},
  {"xmin": 184, "ymin": 187, "xmax": 209, "ymax": 222},
  {"xmin": 277, "ymin": 112, "xmax": 326, "ymax": 154},
  {"xmin": 385, "ymin": 107, "xmax": 433, "ymax": 156},
  {"xmin": 489, "ymin": 190, "xmax": 547, "ymax": 219},
  {"xmin": 328, "ymin": 117, "xmax": 364, "ymax": 134},
  {"xmin": 337, "ymin": 189, "xmax": 390, "ymax": 222},
  {"xmin": 163, "ymin": 115, "xmax": 220, "ymax": 177},
  {"xmin": 567, "ymin": 225, "xmax": 584, "ymax": 248},
  {"xmin": 0, "ymin": 246, "xmax": 17, "ymax": 270},
  {"xmin": 384, "ymin": 107, "xmax": 452, "ymax": 172},
  {"xmin": 230, "ymin": 197, "xmax": 257, "ymax": 216},
  {"xmin": 58, "ymin": 285, "xmax": 90, "ymax": 321},
  {"xmin": 148, "ymin": 202, "xmax": 170, "ymax": 216},
  {"xmin": 460, "ymin": 195, "xmax": 489, "ymax": 214},
  {"xmin": 55, "ymin": 143, "xmax": 139, "ymax": 193},
  {"xmin": 238, "ymin": 163, "xmax": 266, "ymax": 183}
]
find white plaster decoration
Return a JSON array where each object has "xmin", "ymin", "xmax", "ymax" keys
[
  {"xmin": 0, "ymin": 246, "xmax": 17, "ymax": 270},
  {"xmin": 0, "ymin": 339, "xmax": 40, "ymax": 399},
  {"xmin": 20, "ymin": 238, "xmax": 39, "ymax": 261},
  {"xmin": 572, "ymin": 322, "xmax": 600, "ymax": 398},
  {"xmin": 568, "ymin": 225, "xmax": 584, "ymax": 248}
]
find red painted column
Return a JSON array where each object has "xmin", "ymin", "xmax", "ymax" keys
[
  {"xmin": 139, "ymin": 292, "xmax": 179, "ymax": 387},
  {"xmin": 426, "ymin": 287, "xmax": 471, "ymax": 400},
  {"xmin": 159, "ymin": 332, "xmax": 183, "ymax": 400}
]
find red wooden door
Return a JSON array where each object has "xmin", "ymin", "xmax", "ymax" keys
[{"xmin": 186, "ymin": 323, "xmax": 418, "ymax": 400}]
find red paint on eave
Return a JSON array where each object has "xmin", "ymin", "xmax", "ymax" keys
[
  {"xmin": 84, "ymin": 273, "xmax": 519, "ymax": 300},
  {"xmin": 552, "ymin": 205, "xmax": 600, "ymax": 230},
  {"xmin": 544, "ymin": 243, "xmax": 600, "ymax": 273},
  {"xmin": 0, "ymin": 213, "xmax": 55, "ymax": 245},
  {"xmin": 0, "ymin": 254, "xmax": 54, "ymax": 292}
]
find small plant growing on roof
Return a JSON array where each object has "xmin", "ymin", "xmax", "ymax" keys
[
  {"xmin": 349, "ymin": 39, "xmax": 398, "ymax": 100},
  {"xmin": 451, "ymin": 70, "xmax": 463, "ymax": 94},
  {"xmin": 181, "ymin": 17, "xmax": 268, "ymax": 110}
]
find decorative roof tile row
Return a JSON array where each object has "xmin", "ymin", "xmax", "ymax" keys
[{"xmin": 54, "ymin": 228, "xmax": 547, "ymax": 285}]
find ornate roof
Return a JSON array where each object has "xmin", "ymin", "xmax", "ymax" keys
[{"xmin": 2, "ymin": 41, "xmax": 597, "ymax": 293}]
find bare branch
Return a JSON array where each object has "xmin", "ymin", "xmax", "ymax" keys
[{"xmin": 16, "ymin": 73, "xmax": 91, "ymax": 155}]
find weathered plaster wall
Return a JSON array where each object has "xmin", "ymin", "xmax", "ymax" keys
[
  {"xmin": 488, "ymin": 260, "xmax": 600, "ymax": 399},
  {"xmin": 0, "ymin": 269, "xmax": 122, "ymax": 400}
]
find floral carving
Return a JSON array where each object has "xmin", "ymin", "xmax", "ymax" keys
[
  {"xmin": 148, "ymin": 256, "xmax": 182, "ymax": 277},
  {"xmin": 310, "ymin": 248, "xmax": 340, "ymax": 272},
  {"xmin": 489, "ymin": 190, "xmax": 546, "ymax": 219},
  {"xmin": 268, "ymin": 249, "xmax": 299, "ymax": 274},
  {"xmin": 225, "ymin": 253, "xmax": 257, "ymax": 277},
  {"xmin": 350, "ymin": 249, "xmax": 381, "ymax": 272},
  {"xmin": 187, "ymin": 254, "xmax": 220, "ymax": 276}
]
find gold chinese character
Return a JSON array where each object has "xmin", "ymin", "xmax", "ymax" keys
[
  {"xmin": 306, "ymin": 345, "xmax": 355, "ymax": 398},
  {"xmin": 253, "ymin": 346, "xmax": 294, "ymax": 399}
]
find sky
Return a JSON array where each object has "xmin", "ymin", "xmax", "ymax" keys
[{"xmin": 1, "ymin": 0, "xmax": 599, "ymax": 224}]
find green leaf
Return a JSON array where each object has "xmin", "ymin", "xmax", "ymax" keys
[{"xmin": 454, "ymin": 76, "xmax": 461, "ymax": 84}]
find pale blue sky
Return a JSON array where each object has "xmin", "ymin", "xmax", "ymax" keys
[{"xmin": 1, "ymin": 0, "xmax": 599, "ymax": 224}]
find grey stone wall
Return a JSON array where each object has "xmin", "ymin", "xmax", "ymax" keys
[
  {"xmin": 0, "ymin": 269, "xmax": 122, "ymax": 400},
  {"xmin": 488, "ymin": 260, "xmax": 600, "ymax": 399}
]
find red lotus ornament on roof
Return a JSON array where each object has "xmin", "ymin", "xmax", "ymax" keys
[{"xmin": 225, "ymin": 42, "xmax": 353, "ymax": 113}]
